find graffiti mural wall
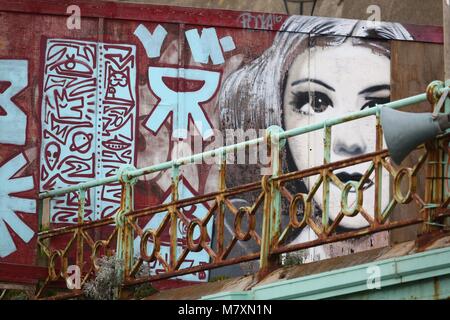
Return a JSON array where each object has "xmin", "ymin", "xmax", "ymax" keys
[
  {"xmin": 0, "ymin": 54, "xmax": 37, "ymax": 263},
  {"xmin": 0, "ymin": 0, "xmax": 443, "ymax": 281},
  {"xmin": 40, "ymin": 39, "xmax": 137, "ymax": 223}
]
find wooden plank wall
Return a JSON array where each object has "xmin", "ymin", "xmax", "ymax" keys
[{"xmin": 389, "ymin": 40, "xmax": 444, "ymax": 244}]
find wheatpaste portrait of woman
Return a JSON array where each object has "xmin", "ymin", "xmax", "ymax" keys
[{"xmin": 210, "ymin": 15, "xmax": 413, "ymax": 278}]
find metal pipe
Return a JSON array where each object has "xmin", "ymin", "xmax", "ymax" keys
[
  {"xmin": 38, "ymin": 86, "xmax": 448, "ymax": 200},
  {"xmin": 280, "ymin": 93, "xmax": 429, "ymax": 139}
]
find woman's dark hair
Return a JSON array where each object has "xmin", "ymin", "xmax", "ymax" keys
[{"xmin": 219, "ymin": 15, "xmax": 413, "ymax": 132}]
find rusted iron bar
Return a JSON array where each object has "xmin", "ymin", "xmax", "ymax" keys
[
  {"xmin": 272, "ymin": 214, "xmax": 450, "ymax": 255},
  {"xmin": 123, "ymin": 252, "xmax": 261, "ymax": 286},
  {"xmin": 39, "ymin": 149, "xmax": 392, "ymax": 239},
  {"xmin": 122, "ymin": 210, "xmax": 450, "ymax": 288}
]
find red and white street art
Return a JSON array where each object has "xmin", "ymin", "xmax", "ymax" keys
[
  {"xmin": 0, "ymin": 59, "xmax": 36, "ymax": 260},
  {"xmin": 39, "ymin": 39, "xmax": 137, "ymax": 223},
  {"xmin": 0, "ymin": 0, "xmax": 443, "ymax": 284}
]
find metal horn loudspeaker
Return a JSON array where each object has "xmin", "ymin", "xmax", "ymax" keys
[{"xmin": 380, "ymin": 108, "xmax": 450, "ymax": 165}]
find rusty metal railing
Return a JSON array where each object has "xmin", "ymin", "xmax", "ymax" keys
[{"xmin": 35, "ymin": 80, "xmax": 450, "ymax": 299}]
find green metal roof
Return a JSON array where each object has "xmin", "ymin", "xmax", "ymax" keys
[{"xmin": 202, "ymin": 245, "xmax": 450, "ymax": 300}]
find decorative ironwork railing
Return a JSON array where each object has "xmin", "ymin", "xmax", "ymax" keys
[{"xmin": 35, "ymin": 80, "xmax": 450, "ymax": 299}]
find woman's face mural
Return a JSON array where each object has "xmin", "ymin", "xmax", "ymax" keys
[
  {"xmin": 283, "ymin": 39, "xmax": 391, "ymax": 228},
  {"xmin": 215, "ymin": 17, "xmax": 414, "ymax": 268}
]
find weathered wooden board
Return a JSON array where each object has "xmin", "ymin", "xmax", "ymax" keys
[{"xmin": 390, "ymin": 40, "xmax": 444, "ymax": 244}]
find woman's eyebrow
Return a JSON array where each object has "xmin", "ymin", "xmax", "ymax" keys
[
  {"xmin": 291, "ymin": 79, "xmax": 335, "ymax": 92},
  {"xmin": 358, "ymin": 85, "xmax": 390, "ymax": 95}
]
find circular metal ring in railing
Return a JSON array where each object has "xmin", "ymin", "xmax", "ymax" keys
[
  {"xmin": 289, "ymin": 193, "xmax": 311, "ymax": 229},
  {"xmin": 117, "ymin": 164, "xmax": 138, "ymax": 185},
  {"xmin": 393, "ymin": 168, "xmax": 415, "ymax": 204},
  {"xmin": 140, "ymin": 230, "xmax": 160, "ymax": 262},
  {"xmin": 266, "ymin": 125, "xmax": 287, "ymax": 148},
  {"xmin": 341, "ymin": 181, "xmax": 363, "ymax": 217},
  {"xmin": 91, "ymin": 240, "xmax": 108, "ymax": 271},
  {"xmin": 261, "ymin": 175, "xmax": 271, "ymax": 193},
  {"xmin": 234, "ymin": 207, "xmax": 255, "ymax": 241},
  {"xmin": 187, "ymin": 219, "xmax": 205, "ymax": 252},
  {"xmin": 426, "ymin": 80, "xmax": 444, "ymax": 105},
  {"xmin": 48, "ymin": 250, "xmax": 66, "ymax": 281}
]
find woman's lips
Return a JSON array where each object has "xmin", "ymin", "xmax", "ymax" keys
[{"xmin": 335, "ymin": 172, "xmax": 374, "ymax": 191}]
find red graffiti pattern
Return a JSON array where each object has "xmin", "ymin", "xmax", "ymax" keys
[{"xmin": 39, "ymin": 39, "xmax": 137, "ymax": 223}]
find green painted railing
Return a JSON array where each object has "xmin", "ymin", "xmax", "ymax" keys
[
  {"xmin": 35, "ymin": 80, "xmax": 450, "ymax": 300},
  {"xmin": 38, "ymin": 82, "xmax": 448, "ymax": 200}
]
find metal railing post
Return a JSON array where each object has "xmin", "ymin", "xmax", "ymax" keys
[
  {"xmin": 374, "ymin": 110, "xmax": 383, "ymax": 225},
  {"xmin": 169, "ymin": 164, "xmax": 180, "ymax": 270},
  {"xmin": 76, "ymin": 189, "xmax": 86, "ymax": 275},
  {"xmin": 115, "ymin": 165, "xmax": 137, "ymax": 299},
  {"xmin": 216, "ymin": 151, "xmax": 226, "ymax": 259},
  {"xmin": 259, "ymin": 126, "xmax": 284, "ymax": 278},
  {"xmin": 424, "ymin": 81, "xmax": 448, "ymax": 235},
  {"xmin": 322, "ymin": 125, "xmax": 331, "ymax": 231}
]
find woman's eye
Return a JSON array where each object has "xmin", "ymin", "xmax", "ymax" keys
[
  {"xmin": 290, "ymin": 91, "xmax": 333, "ymax": 114},
  {"xmin": 290, "ymin": 91, "xmax": 309, "ymax": 113},
  {"xmin": 311, "ymin": 92, "xmax": 333, "ymax": 113},
  {"xmin": 361, "ymin": 97, "xmax": 390, "ymax": 110}
]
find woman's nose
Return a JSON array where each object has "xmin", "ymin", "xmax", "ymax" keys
[{"xmin": 332, "ymin": 136, "xmax": 367, "ymax": 157}]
